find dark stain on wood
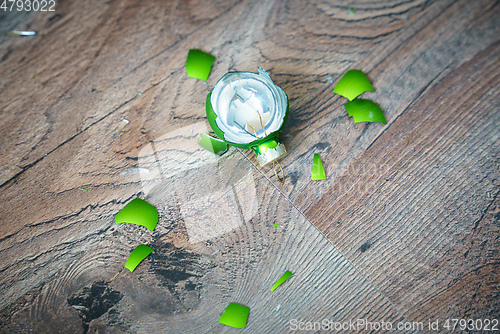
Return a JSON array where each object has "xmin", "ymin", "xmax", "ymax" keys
[
  {"xmin": 149, "ymin": 242, "xmax": 202, "ymax": 288},
  {"xmin": 359, "ymin": 241, "xmax": 371, "ymax": 253},
  {"xmin": 67, "ymin": 281, "xmax": 123, "ymax": 334}
]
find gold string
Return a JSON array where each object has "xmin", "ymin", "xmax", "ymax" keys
[
  {"xmin": 245, "ymin": 109, "xmax": 267, "ymax": 139},
  {"xmin": 255, "ymin": 109, "xmax": 268, "ymax": 137},
  {"xmin": 246, "ymin": 121, "xmax": 258, "ymax": 137},
  {"xmin": 273, "ymin": 159, "xmax": 285, "ymax": 184}
]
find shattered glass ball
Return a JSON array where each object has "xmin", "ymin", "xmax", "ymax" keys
[{"xmin": 206, "ymin": 67, "xmax": 289, "ymax": 166}]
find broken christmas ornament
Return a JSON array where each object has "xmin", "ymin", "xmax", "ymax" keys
[{"xmin": 206, "ymin": 67, "xmax": 289, "ymax": 172}]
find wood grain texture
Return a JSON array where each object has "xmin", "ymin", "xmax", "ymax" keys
[
  {"xmin": 304, "ymin": 40, "xmax": 500, "ymax": 320},
  {"xmin": 244, "ymin": 0, "xmax": 500, "ymax": 325},
  {"xmin": 0, "ymin": 128, "xmax": 409, "ymax": 333},
  {"xmin": 0, "ymin": 0, "xmax": 498, "ymax": 332}
]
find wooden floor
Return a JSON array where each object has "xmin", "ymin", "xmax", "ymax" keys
[{"xmin": 0, "ymin": 0, "xmax": 498, "ymax": 333}]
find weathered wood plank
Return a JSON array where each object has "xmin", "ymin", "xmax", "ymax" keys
[
  {"xmin": 0, "ymin": 0, "xmax": 498, "ymax": 332},
  {"xmin": 0, "ymin": 0, "xmax": 242, "ymax": 187},
  {"xmin": 237, "ymin": 0, "xmax": 500, "ymax": 323},
  {"xmin": 0, "ymin": 121, "xmax": 408, "ymax": 333},
  {"xmin": 304, "ymin": 36, "xmax": 500, "ymax": 320}
]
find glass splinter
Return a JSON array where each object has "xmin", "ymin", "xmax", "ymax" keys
[
  {"xmin": 185, "ymin": 49, "xmax": 215, "ymax": 81},
  {"xmin": 119, "ymin": 168, "xmax": 150, "ymax": 175},
  {"xmin": 218, "ymin": 302, "xmax": 250, "ymax": 329},
  {"xmin": 311, "ymin": 154, "xmax": 326, "ymax": 180},
  {"xmin": 333, "ymin": 69, "xmax": 374, "ymax": 101},
  {"xmin": 198, "ymin": 133, "xmax": 228, "ymax": 155},
  {"xmin": 8, "ymin": 30, "xmax": 36, "ymax": 37},
  {"xmin": 270, "ymin": 270, "xmax": 294, "ymax": 292},
  {"xmin": 124, "ymin": 244, "xmax": 154, "ymax": 272},
  {"xmin": 115, "ymin": 198, "xmax": 159, "ymax": 232},
  {"xmin": 113, "ymin": 119, "xmax": 129, "ymax": 136},
  {"xmin": 344, "ymin": 99, "xmax": 387, "ymax": 124}
]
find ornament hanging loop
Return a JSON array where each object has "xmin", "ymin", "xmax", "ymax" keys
[{"xmin": 273, "ymin": 159, "xmax": 285, "ymax": 184}]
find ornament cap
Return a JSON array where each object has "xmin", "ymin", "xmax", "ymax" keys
[{"xmin": 253, "ymin": 139, "xmax": 287, "ymax": 167}]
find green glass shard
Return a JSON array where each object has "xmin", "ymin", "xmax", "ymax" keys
[
  {"xmin": 349, "ymin": 8, "xmax": 356, "ymax": 13},
  {"xmin": 273, "ymin": 224, "xmax": 281, "ymax": 227},
  {"xmin": 311, "ymin": 154, "xmax": 326, "ymax": 180},
  {"xmin": 270, "ymin": 270, "xmax": 294, "ymax": 292},
  {"xmin": 185, "ymin": 49, "xmax": 215, "ymax": 81},
  {"xmin": 333, "ymin": 69, "xmax": 374, "ymax": 101},
  {"xmin": 344, "ymin": 99, "xmax": 387, "ymax": 124},
  {"xmin": 218, "ymin": 302, "xmax": 250, "ymax": 328},
  {"xmin": 124, "ymin": 244, "xmax": 154, "ymax": 272},
  {"xmin": 198, "ymin": 133, "xmax": 228, "ymax": 155},
  {"xmin": 115, "ymin": 198, "xmax": 159, "ymax": 231}
]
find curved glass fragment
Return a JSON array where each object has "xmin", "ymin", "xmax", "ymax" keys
[
  {"xmin": 124, "ymin": 244, "xmax": 154, "ymax": 272},
  {"xmin": 218, "ymin": 302, "xmax": 250, "ymax": 328},
  {"xmin": 270, "ymin": 270, "xmax": 294, "ymax": 292},
  {"xmin": 198, "ymin": 133, "xmax": 228, "ymax": 155},
  {"xmin": 344, "ymin": 99, "xmax": 387, "ymax": 124},
  {"xmin": 185, "ymin": 49, "xmax": 215, "ymax": 81},
  {"xmin": 114, "ymin": 198, "xmax": 159, "ymax": 231},
  {"xmin": 333, "ymin": 69, "xmax": 374, "ymax": 101},
  {"xmin": 311, "ymin": 153, "xmax": 327, "ymax": 180}
]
